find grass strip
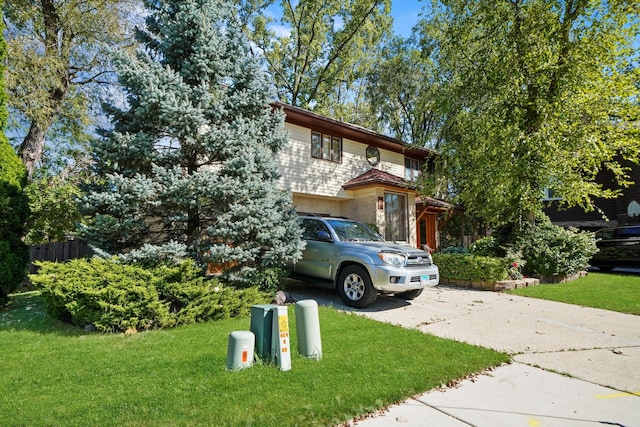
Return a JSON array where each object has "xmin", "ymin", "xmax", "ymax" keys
[{"xmin": 1, "ymin": 292, "xmax": 508, "ymax": 426}]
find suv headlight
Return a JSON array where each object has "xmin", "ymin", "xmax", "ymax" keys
[{"xmin": 378, "ymin": 252, "xmax": 405, "ymax": 266}]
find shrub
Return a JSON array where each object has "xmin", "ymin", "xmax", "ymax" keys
[
  {"xmin": 433, "ymin": 253, "xmax": 508, "ymax": 282},
  {"xmin": 514, "ymin": 221, "xmax": 596, "ymax": 277},
  {"xmin": 0, "ymin": 140, "xmax": 29, "ymax": 306},
  {"xmin": 222, "ymin": 265, "xmax": 291, "ymax": 295},
  {"xmin": 440, "ymin": 246, "xmax": 468, "ymax": 254},
  {"xmin": 504, "ymin": 248, "xmax": 526, "ymax": 280},
  {"xmin": 24, "ymin": 176, "xmax": 83, "ymax": 245},
  {"xmin": 31, "ymin": 258, "xmax": 270, "ymax": 332},
  {"xmin": 470, "ymin": 236, "xmax": 499, "ymax": 257},
  {"xmin": 249, "ymin": 266, "xmax": 290, "ymax": 293},
  {"xmin": 0, "ymin": 18, "xmax": 29, "ymax": 306}
]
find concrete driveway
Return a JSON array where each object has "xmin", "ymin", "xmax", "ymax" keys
[{"xmin": 286, "ymin": 283, "xmax": 640, "ymax": 426}]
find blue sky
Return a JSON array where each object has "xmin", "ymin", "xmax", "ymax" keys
[
  {"xmin": 391, "ymin": 1, "xmax": 427, "ymax": 37},
  {"xmin": 264, "ymin": 1, "xmax": 428, "ymax": 39}
]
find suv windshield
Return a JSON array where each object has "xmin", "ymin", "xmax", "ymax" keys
[{"xmin": 326, "ymin": 219, "xmax": 383, "ymax": 242}]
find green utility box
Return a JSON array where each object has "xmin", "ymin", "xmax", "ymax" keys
[{"xmin": 250, "ymin": 304, "xmax": 277, "ymax": 361}]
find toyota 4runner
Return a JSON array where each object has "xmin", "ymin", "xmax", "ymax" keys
[{"xmin": 289, "ymin": 216, "xmax": 439, "ymax": 308}]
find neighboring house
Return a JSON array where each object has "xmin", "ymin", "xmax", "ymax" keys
[
  {"xmin": 275, "ymin": 102, "xmax": 449, "ymax": 250},
  {"xmin": 544, "ymin": 158, "xmax": 640, "ymax": 231}
]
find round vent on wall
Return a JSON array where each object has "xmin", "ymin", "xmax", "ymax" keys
[{"xmin": 366, "ymin": 145, "xmax": 380, "ymax": 166}]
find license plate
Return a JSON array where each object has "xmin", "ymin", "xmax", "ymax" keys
[{"xmin": 420, "ymin": 275, "xmax": 429, "ymax": 285}]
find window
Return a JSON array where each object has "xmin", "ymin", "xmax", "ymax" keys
[
  {"xmin": 404, "ymin": 158, "xmax": 422, "ymax": 181},
  {"xmin": 384, "ymin": 193, "xmax": 407, "ymax": 242},
  {"xmin": 302, "ymin": 219, "xmax": 330, "ymax": 240},
  {"xmin": 542, "ymin": 188, "xmax": 561, "ymax": 201},
  {"xmin": 311, "ymin": 131, "xmax": 342, "ymax": 163}
]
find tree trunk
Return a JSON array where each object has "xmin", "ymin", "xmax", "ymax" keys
[
  {"xmin": 18, "ymin": 122, "xmax": 48, "ymax": 179},
  {"xmin": 15, "ymin": 0, "xmax": 70, "ymax": 180}
]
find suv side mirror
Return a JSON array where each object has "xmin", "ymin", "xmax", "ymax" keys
[{"xmin": 316, "ymin": 231, "xmax": 333, "ymax": 242}]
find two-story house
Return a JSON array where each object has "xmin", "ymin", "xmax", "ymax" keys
[{"xmin": 274, "ymin": 102, "xmax": 449, "ymax": 251}]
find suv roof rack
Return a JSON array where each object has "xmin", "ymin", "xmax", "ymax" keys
[{"xmin": 297, "ymin": 212, "xmax": 352, "ymax": 219}]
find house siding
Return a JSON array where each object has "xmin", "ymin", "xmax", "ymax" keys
[{"xmin": 278, "ymin": 123, "xmax": 406, "ymax": 199}]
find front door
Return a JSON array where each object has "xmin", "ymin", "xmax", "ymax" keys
[{"xmin": 418, "ymin": 214, "xmax": 437, "ymax": 252}]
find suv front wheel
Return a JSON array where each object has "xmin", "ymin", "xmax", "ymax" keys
[{"xmin": 337, "ymin": 265, "xmax": 377, "ymax": 308}]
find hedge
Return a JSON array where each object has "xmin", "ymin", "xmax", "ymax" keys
[{"xmin": 433, "ymin": 253, "xmax": 508, "ymax": 283}]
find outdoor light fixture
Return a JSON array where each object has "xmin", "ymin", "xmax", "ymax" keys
[{"xmin": 377, "ymin": 196, "xmax": 384, "ymax": 210}]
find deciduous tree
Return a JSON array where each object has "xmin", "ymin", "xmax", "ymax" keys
[
  {"xmin": 365, "ymin": 37, "xmax": 445, "ymax": 148},
  {"xmin": 4, "ymin": 0, "xmax": 140, "ymax": 178},
  {"xmin": 246, "ymin": 0, "xmax": 392, "ymax": 121},
  {"xmin": 420, "ymin": 0, "xmax": 640, "ymax": 226}
]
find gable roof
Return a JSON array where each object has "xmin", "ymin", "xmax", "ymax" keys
[
  {"xmin": 342, "ymin": 168, "xmax": 413, "ymax": 191},
  {"xmin": 273, "ymin": 102, "xmax": 437, "ymax": 160},
  {"xmin": 418, "ymin": 196, "xmax": 451, "ymax": 211}
]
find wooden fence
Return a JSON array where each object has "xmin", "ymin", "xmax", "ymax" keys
[{"xmin": 29, "ymin": 239, "xmax": 93, "ymax": 273}]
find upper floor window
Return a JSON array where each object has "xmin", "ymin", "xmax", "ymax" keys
[
  {"xmin": 542, "ymin": 188, "xmax": 561, "ymax": 201},
  {"xmin": 311, "ymin": 131, "xmax": 342, "ymax": 163},
  {"xmin": 405, "ymin": 158, "xmax": 422, "ymax": 181}
]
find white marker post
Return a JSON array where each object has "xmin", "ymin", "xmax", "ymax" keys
[{"xmin": 271, "ymin": 305, "xmax": 291, "ymax": 371}]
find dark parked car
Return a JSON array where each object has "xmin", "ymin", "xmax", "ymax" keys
[{"xmin": 590, "ymin": 225, "xmax": 640, "ymax": 271}]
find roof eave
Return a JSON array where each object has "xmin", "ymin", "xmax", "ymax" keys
[{"xmin": 273, "ymin": 101, "xmax": 437, "ymax": 159}]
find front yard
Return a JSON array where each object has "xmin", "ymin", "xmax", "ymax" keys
[{"xmin": 0, "ymin": 292, "xmax": 508, "ymax": 426}]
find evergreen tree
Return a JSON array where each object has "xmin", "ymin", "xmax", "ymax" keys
[
  {"xmin": 82, "ymin": 0, "xmax": 303, "ymax": 279},
  {"xmin": 0, "ymin": 2, "xmax": 29, "ymax": 305}
]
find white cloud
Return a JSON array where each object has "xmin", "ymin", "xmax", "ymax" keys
[{"xmin": 270, "ymin": 24, "xmax": 291, "ymax": 39}]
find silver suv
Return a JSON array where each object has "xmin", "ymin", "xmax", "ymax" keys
[{"xmin": 289, "ymin": 216, "xmax": 439, "ymax": 308}]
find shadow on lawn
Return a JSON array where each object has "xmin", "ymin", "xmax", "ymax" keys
[{"xmin": 0, "ymin": 292, "xmax": 84, "ymax": 336}]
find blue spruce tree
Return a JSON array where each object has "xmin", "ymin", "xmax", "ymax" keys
[{"xmin": 83, "ymin": 0, "xmax": 303, "ymax": 280}]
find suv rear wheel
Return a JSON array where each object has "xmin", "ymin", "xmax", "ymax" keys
[{"xmin": 337, "ymin": 265, "xmax": 377, "ymax": 308}]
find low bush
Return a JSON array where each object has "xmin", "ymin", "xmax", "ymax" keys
[
  {"xmin": 514, "ymin": 221, "xmax": 596, "ymax": 277},
  {"xmin": 470, "ymin": 238, "xmax": 525, "ymax": 279},
  {"xmin": 433, "ymin": 253, "xmax": 508, "ymax": 282},
  {"xmin": 31, "ymin": 258, "xmax": 269, "ymax": 332},
  {"xmin": 470, "ymin": 215, "xmax": 596, "ymax": 278}
]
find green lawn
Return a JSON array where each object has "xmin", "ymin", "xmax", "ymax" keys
[
  {"xmin": 0, "ymin": 292, "xmax": 508, "ymax": 427},
  {"xmin": 508, "ymin": 272, "xmax": 640, "ymax": 315}
]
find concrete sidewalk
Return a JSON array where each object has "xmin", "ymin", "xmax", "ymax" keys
[{"xmin": 287, "ymin": 284, "xmax": 640, "ymax": 426}]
